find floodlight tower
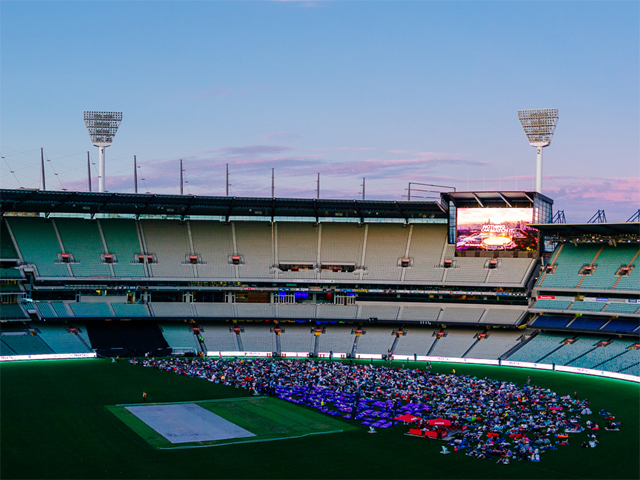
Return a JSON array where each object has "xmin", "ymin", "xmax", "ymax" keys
[
  {"xmin": 83, "ymin": 111, "xmax": 123, "ymax": 192},
  {"xmin": 517, "ymin": 108, "xmax": 558, "ymax": 193}
]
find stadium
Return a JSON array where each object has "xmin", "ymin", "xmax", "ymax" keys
[
  {"xmin": 1, "ymin": 185, "xmax": 638, "ymax": 479},
  {"xmin": 2, "ymin": 2, "xmax": 639, "ymax": 478}
]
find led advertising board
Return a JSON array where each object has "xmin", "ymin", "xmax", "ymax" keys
[{"xmin": 456, "ymin": 207, "xmax": 537, "ymax": 252}]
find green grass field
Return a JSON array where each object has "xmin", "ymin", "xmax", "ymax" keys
[
  {"xmin": 106, "ymin": 396, "xmax": 356, "ymax": 449},
  {"xmin": 1, "ymin": 358, "xmax": 638, "ymax": 479}
]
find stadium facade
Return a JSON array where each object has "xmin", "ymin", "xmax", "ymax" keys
[{"xmin": 0, "ymin": 188, "xmax": 638, "ymax": 381}]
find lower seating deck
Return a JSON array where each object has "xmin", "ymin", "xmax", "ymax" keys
[{"xmin": 2, "ymin": 319, "xmax": 637, "ymax": 378}]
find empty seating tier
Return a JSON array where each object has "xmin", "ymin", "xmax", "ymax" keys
[
  {"xmin": 238, "ymin": 324, "xmax": 276, "ymax": 352},
  {"xmin": 70, "ymin": 303, "xmax": 114, "ymax": 317},
  {"xmin": 531, "ymin": 315, "xmax": 573, "ymax": 328},
  {"xmin": 100, "ymin": 219, "xmax": 146, "ymax": 277},
  {"xmin": 428, "ymin": 328, "xmax": 480, "ymax": 358},
  {"xmin": 355, "ymin": 327, "xmax": 395, "ymax": 354},
  {"xmin": 481, "ymin": 308, "xmax": 526, "ymax": 325},
  {"xmin": 537, "ymin": 244, "xmax": 598, "ymax": 289},
  {"xmin": 393, "ymin": 328, "xmax": 439, "ymax": 356},
  {"xmin": 0, "ymin": 267, "xmax": 22, "ymax": 279},
  {"xmin": 532, "ymin": 299, "xmax": 573, "ymax": 310},
  {"xmin": 358, "ymin": 304, "xmax": 400, "ymax": 321},
  {"xmin": 439, "ymin": 307, "xmax": 484, "ymax": 323},
  {"xmin": 403, "ymin": 224, "xmax": 447, "ymax": 283},
  {"xmin": 0, "ymin": 303, "xmax": 28, "ymax": 320},
  {"xmin": 277, "ymin": 304, "xmax": 317, "ymax": 320},
  {"xmin": 189, "ymin": 221, "xmax": 236, "ymax": 279},
  {"xmin": 35, "ymin": 302, "xmax": 58, "ymax": 319},
  {"xmin": 0, "ymin": 221, "xmax": 18, "ymax": 259},
  {"xmin": 542, "ymin": 337, "xmax": 599, "ymax": 365},
  {"xmin": 319, "ymin": 223, "xmax": 364, "ymax": 280},
  {"xmin": 362, "ymin": 224, "xmax": 408, "ymax": 282},
  {"xmin": 194, "ymin": 303, "xmax": 235, "ymax": 318},
  {"xmin": 141, "ymin": 220, "xmax": 194, "ymax": 278},
  {"xmin": 51, "ymin": 301, "xmax": 73, "ymax": 317},
  {"xmin": 579, "ymin": 245, "xmax": 638, "ymax": 290},
  {"xmin": 467, "ymin": 330, "xmax": 522, "ymax": 360},
  {"xmin": 485, "ymin": 258, "xmax": 535, "ymax": 286},
  {"xmin": 279, "ymin": 324, "xmax": 315, "ymax": 352},
  {"xmin": 316, "ymin": 325, "xmax": 356, "ymax": 354},
  {"xmin": 445, "ymin": 258, "xmax": 489, "ymax": 284},
  {"xmin": 507, "ymin": 333, "xmax": 570, "ymax": 362},
  {"xmin": 603, "ymin": 303, "xmax": 640, "ymax": 314},
  {"xmin": 568, "ymin": 317, "xmax": 608, "ymax": 330},
  {"xmin": 235, "ymin": 222, "xmax": 274, "ymax": 279},
  {"xmin": 199, "ymin": 324, "xmax": 238, "ymax": 351},
  {"xmin": 1, "ymin": 333, "xmax": 53, "ymax": 355},
  {"xmin": 110, "ymin": 303, "xmax": 150, "ymax": 317},
  {"xmin": 8, "ymin": 217, "xmax": 69, "ymax": 277},
  {"xmin": 32, "ymin": 323, "xmax": 90, "ymax": 353},
  {"xmin": 149, "ymin": 303, "xmax": 195, "ymax": 318},
  {"xmin": 55, "ymin": 219, "xmax": 111, "ymax": 277},
  {"xmin": 159, "ymin": 323, "xmax": 199, "ymax": 353}
]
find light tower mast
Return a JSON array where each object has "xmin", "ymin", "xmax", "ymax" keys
[
  {"xmin": 83, "ymin": 111, "xmax": 123, "ymax": 192},
  {"xmin": 517, "ymin": 108, "xmax": 558, "ymax": 193}
]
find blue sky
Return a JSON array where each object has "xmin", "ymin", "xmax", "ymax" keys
[{"xmin": 1, "ymin": 1, "xmax": 638, "ymax": 221}]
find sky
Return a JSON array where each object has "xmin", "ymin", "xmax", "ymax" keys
[{"xmin": 1, "ymin": 1, "xmax": 638, "ymax": 222}]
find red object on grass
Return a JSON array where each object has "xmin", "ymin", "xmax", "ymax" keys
[
  {"xmin": 428, "ymin": 418, "xmax": 451, "ymax": 426},
  {"xmin": 395, "ymin": 414, "xmax": 420, "ymax": 423}
]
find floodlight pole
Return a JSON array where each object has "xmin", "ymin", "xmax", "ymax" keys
[
  {"xmin": 271, "ymin": 168, "xmax": 275, "ymax": 198},
  {"xmin": 83, "ymin": 111, "xmax": 123, "ymax": 193},
  {"xmin": 226, "ymin": 164, "xmax": 229, "ymax": 196},
  {"xmin": 98, "ymin": 146, "xmax": 106, "ymax": 192},
  {"xmin": 317, "ymin": 173, "xmax": 320, "ymax": 199},
  {"xmin": 535, "ymin": 146, "xmax": 543, "ymax": 193},
  {"xmin": 134, "ymin": 156, "xmax": 138, "ymax": 194},
  {"xmin": 518, "ymin": 108, "xmax": 558, "ymax": 194}
]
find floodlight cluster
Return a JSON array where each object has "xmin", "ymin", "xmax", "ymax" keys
[
  {"xmin": 518, "ymin": 109, "xmax": 559, "ymax": 146},
  {"xmin": 83, "ymin": 111, "xmax": 123, "ymax": 146}
]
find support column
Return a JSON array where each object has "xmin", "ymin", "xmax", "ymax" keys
[
  {"xmin": 536, "ymin": 146, "xmax": 543, "ymax": 193},
  {"xmin": 99, "ymin": 146, "xmax": 106, "ymax": 192}
]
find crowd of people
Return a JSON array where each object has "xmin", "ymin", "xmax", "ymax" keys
[{"xmin": 131, "ymin": 356, "xmax": 618, "ymax": 463}]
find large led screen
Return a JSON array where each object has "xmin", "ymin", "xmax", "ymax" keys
[{"xmin": 456, "ymin": 207, "xmax": 538, "ymax": 251}]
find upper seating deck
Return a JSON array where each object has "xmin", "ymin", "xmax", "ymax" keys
[
  {"xmin": 537, "ymin": 243, "xmax": 639, "ymax": 292},
  {"xmin": 8, "ymin": 217, "xmax": 69, "ymax": 277},
  {"xmin": 142, "ymin": 220, "xmax": 194, "ymax": 278},
  {"xmin": 0, "ymin": 220, "xmax": 19, "ymax": 259},
  {"xmin": 7, "ymin": 217, "xmax": 535, "ymax": 288},
  {"xmin": 100, "ymin": 219, "xmax": 146, "ymax": 277},
  {"xmin": 189, "ymin": 221, "xmax": 236, "ymax": 279},
  {"xmin": 362, "ymin": 224, "xmax": 408, "ymax": 282},
  {"xmin": 235, "ymin": 222, "xmax": 274, "ymax": 279},
  {"xmin": 55, "ymin": 219, "xmax": 111, "ymax": 277}
]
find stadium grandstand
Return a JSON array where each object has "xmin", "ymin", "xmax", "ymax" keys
[{"xmin": 1, "ymin": 188, "xmax": 638, "ymax": 380}]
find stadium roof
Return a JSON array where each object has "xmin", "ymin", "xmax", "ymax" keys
[
  {"xmin": 440, "ymin": 191, "xmax": 550, "ymax": 208},
  {"xmin": 530, "ymin": 222, "xmax": 640, "ymax": 237},
  {"xmin": 0, "ymin": 189, "xmax": 447, "ymax": 220}
]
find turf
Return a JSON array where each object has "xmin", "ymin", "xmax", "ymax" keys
[
  {"xmin": 107, "ymin": 396, "xmax": 355, "ymax": 449},
  {"xmin": 1, "ymin": 358, "xmax": 638, "ymax": 479}
]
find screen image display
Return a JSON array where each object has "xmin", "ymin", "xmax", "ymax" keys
[{"xmin": 456, "ymin": 207, "xmax": 538, "ymax": 251}]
